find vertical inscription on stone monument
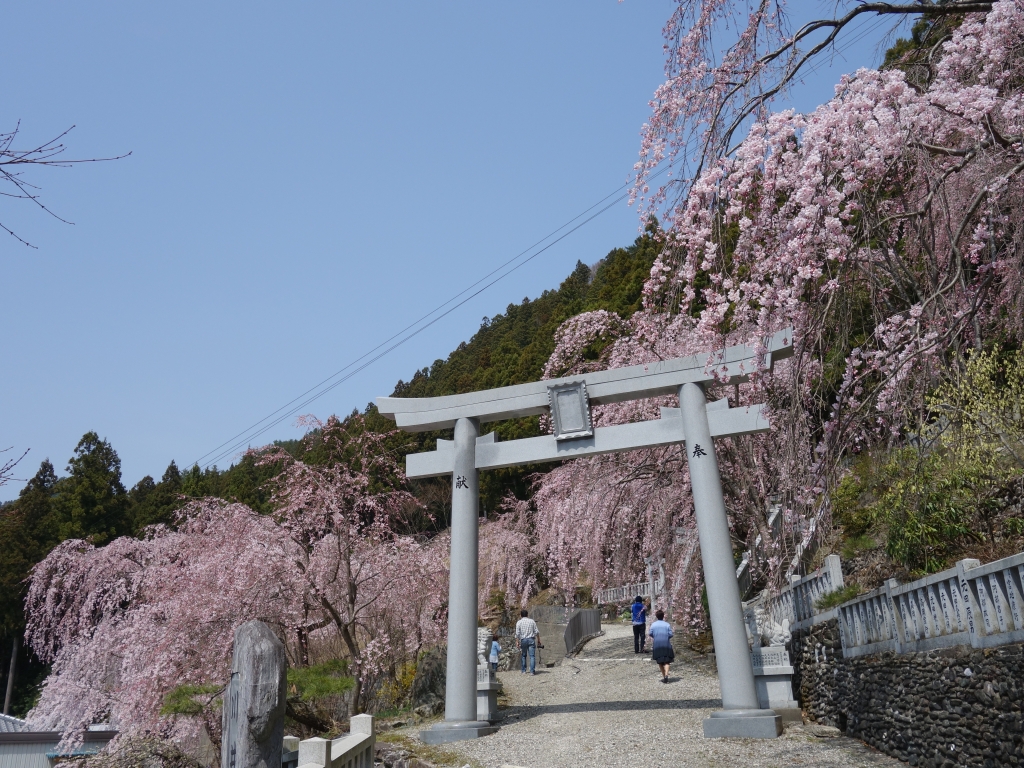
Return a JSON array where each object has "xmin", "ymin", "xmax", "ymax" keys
[
  {"xmin": 938, "ymin": 582, "xmax": 953, "ymax": 634},
  {"xmin": 960, "ymin": 577, "xmax": 977, "ymax": 636},
  {"xmin": 899, "ymin": 597, "xmax": 913, "ymax": 643}
]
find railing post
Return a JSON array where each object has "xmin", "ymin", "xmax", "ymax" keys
[
  {"xmin": 298, "ymin": 737, "xmax": 328, "ymax": 768},
  {"xmin": 837, "ymin": 604, "xmax": 850, "ymax": 653},
  {"xmin": 351, "ymin": 713, "xmax": 374, "ymax": 736},
  {"xmin": 956, "ymin": 558, "xmax": 982, "ymax": 648},
  {"xmin": 883, "ymin": 579, "xmax": 902, "ymax": 654},
  {"xmin": 351, "ymin": 714, "xmax": 374, "ymax": 768},
  {"xmin": 823, "ymin": 554, "xmax": 844, "ymax": 591}
]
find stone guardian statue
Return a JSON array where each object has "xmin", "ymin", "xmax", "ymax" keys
[{"xmin": 477, "ymin": 627, "xmax": 491, "ymax": 668}]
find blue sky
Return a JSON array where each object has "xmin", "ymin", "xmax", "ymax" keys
[{"xmin": 1, "ymin": 2, "xmax": 905, "ymax": 499}]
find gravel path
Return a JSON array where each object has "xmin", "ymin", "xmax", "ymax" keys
[{"xmin": 441, "ymin": 623, "xmax": 902, "ymax": 768}]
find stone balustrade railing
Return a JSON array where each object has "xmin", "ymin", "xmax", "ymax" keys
[
  {"xmin": 595, "ymin": 544, "xmax": 695, "ymax": 610},
  {"xmin": 596, "ymin": 580, "xmax": 661, "ymax": 604},
  {"xmin": 297, "ymin": 714, "xmax": 375, "ymax": 768},
  {"xmin": 596, "ymin": 558, "xmax": 666, "ymax": 605},
  {"xmin": 744, "ymin": 554, "xmax": 844, "ymax": 638},
  {"xmin": 736, "ymin": 503, "xmax": 783, "ymax": 600},
  {"xmin": 838, "ymin": 551, "xmax": 1024, "ymax": 658},
  {"xmin": 964, "ymin": 551, "xmax": 1024, "ymax": 646},
  {"xmin": 789, "ymin": 554, "xmax": 845, "ymax": 631},
  {"xmin": 833, "ymin": 582, "xmax": 901, "ymax": 658}
]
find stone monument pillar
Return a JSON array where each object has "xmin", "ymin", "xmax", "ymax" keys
[
  {"xmin": 421, "ymin": 418, "xmax": 498, "ymax": 744},
  {"xmin": 222, "ymin": 621, "xmax": 287, "ymax": 768},
  {"xmin": 679, "ymin": 383, "xmax": 782, "ymax": 738}
]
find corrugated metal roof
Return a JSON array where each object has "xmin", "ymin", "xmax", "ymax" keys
[{"xmin": 0, "ymin": 716, "xmax": 27, "ymax": 734}]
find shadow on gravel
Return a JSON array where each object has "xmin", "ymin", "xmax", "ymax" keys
[{"xmin": 500, "ymin": 698, "xmax": 721, "ymax": 724}]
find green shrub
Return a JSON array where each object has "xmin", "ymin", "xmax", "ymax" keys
[
  {"xmin": 287, "ymin": 659, "xmax": 354, "ymax": 702},
  {"xmin": 160, "ymin": 684, "xmax": 223, "ymax": 716},
  {"xmin": 815, "ymin": 584, "xmax": 863, "ymax": 610},
  {"xmin": 376, "ymin": 661, "xmax": 417, "ymax": 711},
  {"xmin": 840, "ymin": 534, "xmax": 877, "ymax": 560},
  {"xmin": 875, "ymin": 447, "xmax": 986, "ymax": 573},
  {"xmin": 828, "ymin": 348, "xmax": 1024, "ymax": 574},
  {"xmin": 831, "ymin": 461, "xmax": 877, "ymax": 538}
]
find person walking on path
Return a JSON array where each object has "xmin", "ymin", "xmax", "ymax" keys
[
  {"xmin": 630, "ymin": 595, "xmax": 647, "ymax": 654},
  {"xmin": 649, "ymin": 609, "xmax": 674, "ymax": 683},
  {"xmin": 514, "ymin": 609, "xmax": 541, "ymax": 675}
]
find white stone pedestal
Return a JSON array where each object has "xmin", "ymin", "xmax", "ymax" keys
[
  {"xmin": 420, "ymin": 664, "xmax": 500, "ymax": 745},
  {"xmin": 476, "ymin": 666, "xmax": 502, "ymax": 724},
  {"xmin": 750, "ymin": 646, "xmax": 801, "ymax": 724}
]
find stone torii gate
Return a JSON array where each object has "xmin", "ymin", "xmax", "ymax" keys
[{"xmin": 376, "ymin": 329, "xmax": 793, "ymax": 742}]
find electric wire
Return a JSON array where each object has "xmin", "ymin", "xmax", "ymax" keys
[
  {"xmin": 190, "ymin": 171, "xmax": 662, "ymax": 469},
  {"xmin": 196, "ymin": 165, "xmax": 670, "ymax": 469}
]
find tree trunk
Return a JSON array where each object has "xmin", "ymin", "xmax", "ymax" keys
[
  {"xmin": 3, "ymin": 637, "xmax": 17, "ymax": 715},
  {"xmin": 348, "ymin": 676, "xmax": 362, "ymax": 719}
]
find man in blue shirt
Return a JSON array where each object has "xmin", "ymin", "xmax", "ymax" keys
[{"xmin": 630, "ymin": 595, "xmax": 647, "ymax": 654}]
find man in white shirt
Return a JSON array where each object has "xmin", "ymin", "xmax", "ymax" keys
[{"xmin": 514, "ymin": 609, "xmax": 541, "ymax": 675}]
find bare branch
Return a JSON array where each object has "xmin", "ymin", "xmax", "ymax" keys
[
  {"xmin": 0, "ymin": 446, "xmax": 29, "ymax": 488},
  {"xmin": 0, "ymin": 122, "xmax": 130, "ymax": 248}
]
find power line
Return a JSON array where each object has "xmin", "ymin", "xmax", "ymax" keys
[{"xmin": 194, "ymin": 166, "xmax": 669, "ymax": 470}]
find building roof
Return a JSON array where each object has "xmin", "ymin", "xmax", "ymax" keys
[{"xmin": 0, "ymin": 715, "xmax": 27, "ymax": 734}]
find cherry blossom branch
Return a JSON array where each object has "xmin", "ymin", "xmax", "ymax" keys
[{"xmin": 636, "ymin": 0, "xmax": 995, "ymax": 214}]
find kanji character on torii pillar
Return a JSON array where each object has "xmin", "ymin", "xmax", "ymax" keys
[{"xmin": 376, "ymin": 329, "xmax": 794, "ymax": 742}]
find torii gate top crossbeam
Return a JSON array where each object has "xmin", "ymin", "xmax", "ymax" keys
[
  {"xmin": 376, "ymin": 330, "xmax": 793, "ymax": 480},
  {"xmin": 376, "ymin": 329, "xmax": 793, "ymax": 432}
]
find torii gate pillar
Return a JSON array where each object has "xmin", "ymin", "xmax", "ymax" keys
[
  {"xmin": 680, "ymin": 383, "xmax": 782, "ymax": 738},
  {"xmin": 419, "ymin": 417, "xmax": 497, "ymax": 744},
  {"xmin": 426, "ymin": 417, "xmax": 497, "ymax": 742}
]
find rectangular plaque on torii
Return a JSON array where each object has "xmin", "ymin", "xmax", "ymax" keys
[{"xmin": 377, "ymin": 328, "xmax": 793, "ymax": 742}]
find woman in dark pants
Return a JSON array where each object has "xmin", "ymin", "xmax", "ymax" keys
[{"xmin": 630, "ymin": 595, "xmax": 647, "ymax": 654}]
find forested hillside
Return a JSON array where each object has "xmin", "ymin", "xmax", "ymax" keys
[
  {"xmin": 392, "ymin": 227, "xmax": 659, "ymax": 400},
  {"xmin": 371, "ymin": 227, "xmax": 661, "ymax": 511}
]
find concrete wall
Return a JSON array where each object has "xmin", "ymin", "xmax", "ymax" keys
[
  {"xmin": 791, "ymin": 619, "xmax": 1024, "ymax": 767},
  {"xmin": 0, "ymin": 740, "xmax": 58, "ymax": 768}
]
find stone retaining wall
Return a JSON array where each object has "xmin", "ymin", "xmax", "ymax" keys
[{"xmin": 791, "ymin": 619, "xmax": 1024, "ymax": 766}]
